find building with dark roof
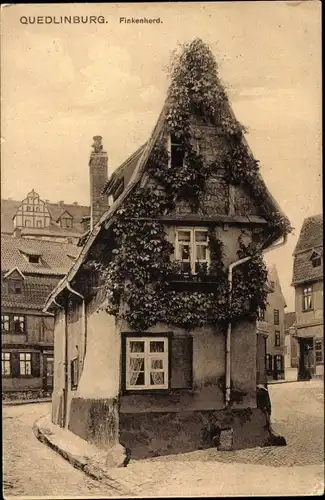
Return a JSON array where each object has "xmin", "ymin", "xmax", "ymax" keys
[
  {"xmin": 1, "ymin": 235, "xmax": 81, "ymax": 397},
  {"xmin": 1, "ymin": 136, "xmax": 110, "ymax": 397},
  {"xmin": 291, "ymin": 214, "xmax": 323, "ymax": 379}
]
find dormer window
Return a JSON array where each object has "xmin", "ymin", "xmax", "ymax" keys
[
  {"xmin": 28, "ymin": 254, "xmax": 40, "ymax": 264},
  {"xmin": 169, "ymin": 134, "xmax": 185, "ymax": 168},
  {"xmin": 19, "ymin": 249, "xmax": 42, "ymax": 264},
  {"xmin": 3, "ymin": 268, "xmax": 25, "ymax": 294},
  {"xmin": 61, "ymin": 218, "xmax": 73, "ymax": 229},
  {"xmin": 58, "ymin": 211, "xmax": 74, "ymax": 229},
  {"xmin": 8, "ymin": 279, "xmax": 23, "ymax": 294},
  {"xmin": 310, "ymin": 251, "xmax": 322, "ymax": 268},
  {"xmin": 175, "ymin": 228, "xmax": 210, "ymax": 274}
]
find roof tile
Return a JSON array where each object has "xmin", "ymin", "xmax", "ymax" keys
[{"xmin": 1, "ymin": 235, "xmax": 80, "ymax": 276}]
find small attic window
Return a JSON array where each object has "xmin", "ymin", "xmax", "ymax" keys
[
  {"xmin": 310, "ymin": 252, "xmax": 322, "ymax": 268},
  {"xmin": 8, "ymin": 279, "xmax": 23, "ymax": 294},
  {"xmin": 169, "ymin": 133, "xmax": 185, "ymax": 168},
  {"xmin": 28, "ymin": 254, "xmax": 40, "ymax": 264}
]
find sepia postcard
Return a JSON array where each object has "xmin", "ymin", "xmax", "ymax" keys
[{"xmin": 1, "ymin": 1, "xmax": 323, "ymax": 498}]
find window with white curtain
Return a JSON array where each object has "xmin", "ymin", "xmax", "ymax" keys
[
  {"xmin": 126, "ymin": 337, "xmax": 169, "ymax": 390},
  {"xmin": 175, "ymin": 228, "xmax": 210, "ymax": 274}
]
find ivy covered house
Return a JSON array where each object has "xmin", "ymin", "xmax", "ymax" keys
[{"xmin": 45, "ymin": 39, "xmax": 291, "ymax": 458}]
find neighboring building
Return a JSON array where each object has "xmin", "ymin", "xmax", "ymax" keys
[
  {"xmin": 257, "ymin": 265, "xmax": 286, "ymax": 381},
  {"xmin": 45, "ymin": 40, "xmax": 290, "ymax": 458},
  {"xmin": 1, "ymin": 235, "xmax": 80, "ymax": 396},
  {"xmin": 1, "ymin": 191, "xmax": 90, "ymax": 244},
  {"xmin": 291, "ymin": 214, "xmax": 323, "ymax": 379},
  {"xmin": 284, "ymin": 311, "xmax": 298, "ymax": 381},
  {"xmin": 1, "ymin": 136, "xmax": 108, "ymax": 397}
]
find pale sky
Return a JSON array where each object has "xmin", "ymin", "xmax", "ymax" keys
[{"xmin": 1, "ymin": 2, "xmax": 322, "ymax": 310}]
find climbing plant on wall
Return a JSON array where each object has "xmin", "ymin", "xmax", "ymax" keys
[{"xmin": 92, "ymin": 38, "xmax": 290, "ymax": 331}]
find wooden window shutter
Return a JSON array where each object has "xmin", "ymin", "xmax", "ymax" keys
[
  {"xmin": 170, "ymin": 335, "xmax": 193, "ymax": 389},
  {"xmin": 31, "ymin": 352, "xmax": 41, "ymax": 377},
  {"xmin": 11, "ymin": 351, "xmax": 20, "ymax": 378}
]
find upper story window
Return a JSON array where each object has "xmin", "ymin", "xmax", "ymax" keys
[
  {"xmin": 275, "ymin": 331, "xmax": 281, "ymax": 347},
  {"xmin": 274, "ymin": 309, "xmax": 280, "ymax": 325},
  {"xmin": 169, "ymin": 134, "xmax": 185, "ymax": 168},
  {"xmin": 258, "ymin": 307, "xmax": 265, "ymax": 321},
  {"xmin": 175, "ymin": 228, "xmax": 210, "ymax": 274},
  {"xmin": 1, "ymin": 315, "xmax": 10, "ymax": 332},
  {"xmin": 35, "ymin": 206, "xmax": 40, "ymax": 212},
  {"xmin": 302, "ymin": 286, "xmax": 313, "ymax": 311},
  {"xmin": 36, "ymin": 220, "xmax": 43, "ymax": 228},
  {"xmin": 24, "ymin": 220, "xmax": 31, "ymax": 227},
  {"xmin": 13, "ymin": 316, "xmax": 26, "ymax": 333},
  {"xmin": 1, "ymin": 314, "xmax": 26, "ymax": 334}
]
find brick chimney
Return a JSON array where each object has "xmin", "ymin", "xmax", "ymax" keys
[{"xmin": 89, "ymin": 136, "xmax": 108, "ymax": 230}]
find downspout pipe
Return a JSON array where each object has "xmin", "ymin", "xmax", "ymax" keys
[
  {"xmin": 225, "ymin": 234, "xmax": 288, "ymax": 406},
  {"xmin": 52, "ymin": 298, "xmax": 67, "ymax": 428}
]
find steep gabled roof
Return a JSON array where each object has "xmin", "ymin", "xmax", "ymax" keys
[
  {"xmin": 44, "ymin": 42, "xmax": 288, "ymax": 311},
  {"xmin": 292, "ymin": 214, "xmax": 323, "ymax": 285},
  {"xmin": 293, "ymin": 214, "xmax": 323, "ymax": 255},
  {"xmin": 3, "ymin": 267, "xmax": 25, "ymax": 280}
]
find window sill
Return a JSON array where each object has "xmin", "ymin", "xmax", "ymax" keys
[
  {"xmin": 302, "ymin": 309, "xmax": 314, "ymax": 313},
  {"xmin": 1, "ymin": 331, "xmax": 27, "ymax": 335},
  {"xmin": 122, "ymin": 388, "xmax": 194, "ymax": 396}
]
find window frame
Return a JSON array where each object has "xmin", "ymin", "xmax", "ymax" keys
[
  {"xmin": 7, "ymin": 279, "xmax": 23, "ymax": 295},
  {"xmin": 275, "ymin": 331, "xmax": 281, "ymax": 347},
  {"xmin": 122, "ymin": 332, "xmax": 172, "ymax": 393},
  {"xmin": 273, "ymin": 309, "xmax": 280, "ymax": 325},
  {"xmin": 1, "ymin": 314, "xmax": 27, "ymax": 334},
  {"xmin": 175, "ymin": 227, "xmax": 210, "ymax": 274},
  {"xmin": 258, "ymin": 307, "xmax": 265, "ymax": 321},
  {"xmin": 168, "ymin": 133, "xmax": 185, "ymax": 169},
  {"xmin": 19, "ymin": 352, "xmax": 32, "ymax": 376},
  {"xmin": 13, "ymin": 315, "xmax": 26, "ymax": 334},
  {"xmin": 71, "ymin": 357, "xmax": 79, "ymax": 390},
  {"xmin": 2, "ymin": 352, "xmax": 11, "ymax": 377},
  {"xmin": 1, "ymin": 314, "xmax": 10, "ymax": 332},
  {"xmin": 302, "ymin": 285, "xmax": 313, "ymax": 311},
  {"xmin": 315, "ymin": 340, "xmax": 323, "ymax": 364},
  {"xmin": 312, "ymin": 256, "xmax": 322, "ymax": 268}
]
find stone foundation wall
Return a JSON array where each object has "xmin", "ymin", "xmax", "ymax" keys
[
  {"xmin": 119, "ymin": 407, "xmax": 270, "ymax": 459},
  {"xmin": 68, "ymin": 397, "xmax": 119, "ymax": 449}
]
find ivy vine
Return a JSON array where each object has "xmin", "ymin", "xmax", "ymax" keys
[{"xmin": 89, "ymin": 38, "xmax": 290, "ymax": 331}]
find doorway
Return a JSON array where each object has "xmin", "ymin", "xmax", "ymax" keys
[{"xmin": 298, "ymin": 337, "xmax": 314, "ymax": 380}]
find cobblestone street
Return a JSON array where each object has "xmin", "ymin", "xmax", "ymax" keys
[
  {"xmin": 3, "ymin": 403, "xmax": 117, "ymax": 498},
  {"xmin": 3, "ymin": 380, "xmax": 324, "ymax": 497}
]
